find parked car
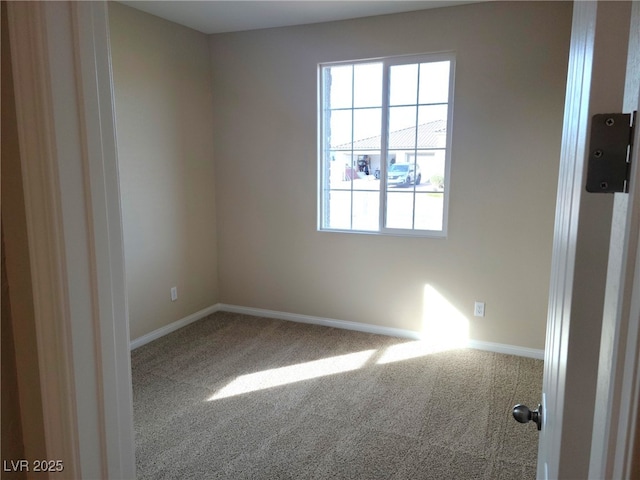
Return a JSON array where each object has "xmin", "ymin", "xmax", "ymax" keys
[{"xmin": 387, "ymin": 163, "xmax": 421, "ymax": 187}]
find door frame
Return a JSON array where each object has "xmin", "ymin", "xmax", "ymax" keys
[
  {"xmin": 6, "ymin": 1, "xmax": 135, "ymax": 478},
  {"xmin": 537, "ymin": 1, "xmax": 598, "ymax": 477},
  {"xmin": 605, "ymin": 111, "xmax": 640, "ymax": 479},
  {"xmin": 588, "ymin": 4, "xmax": 640, "ymax": 477},
  {"xmin": 589, "ymin": 54, "xmax": 640, "ymax": 480},
  {"xmin": 6, "ymin": 0, "xmax": 638, "ymax": 478}
]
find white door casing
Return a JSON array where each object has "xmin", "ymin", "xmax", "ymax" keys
[
  {"xmin": 538, "ymin": 1, "xmax": 598, "ymax": 477},
  {"xmin": 589, "ymin": 0, "xmax": 640, "ymax": 474},
  {"xmin": 588, "ymin": 120, "xmax": 640, "ymax": 477},
  {"xmin": 7, "ymin": 1, "xmax": 135, "ymax": 478}
]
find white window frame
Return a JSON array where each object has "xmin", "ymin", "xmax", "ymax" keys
[{"xmin": 318, "ymin": 52, "xmax": 455, "ymax": 237}]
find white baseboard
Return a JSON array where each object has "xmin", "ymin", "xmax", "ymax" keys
[
  {"xmin": 467, "ymin": 340, "xmax": 544, "ymax": 360},
  {"xmin": 218, "ymin": 303, "xmax": 424, "ymax": 340},
  {"xmin": 217, "ymin": 304, "xmax": 545, "ymax": 360},
  {"xmin": 130, "ymin": 302, "xmax": 544, "ymax": 360},
  {"xmin": 129, "ymin": 304, "xmax": 221, "ymax": 350}
]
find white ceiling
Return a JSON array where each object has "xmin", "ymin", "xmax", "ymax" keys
[{"xmin": 118, "ymin": 1, "xmax": 481, "ymax": 34}]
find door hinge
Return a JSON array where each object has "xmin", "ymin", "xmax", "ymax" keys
[{"xmin": 586, "ymin": 111, "xmax": 636, "ymax": 193}]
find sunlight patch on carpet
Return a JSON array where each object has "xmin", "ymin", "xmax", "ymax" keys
[
  {"xmin": 376, "ymin": 340, "xmax": 441, "ymax": 364},
  {"xmin": 207, "ymin": 349, "xmax": 376, "ymax": 401}
]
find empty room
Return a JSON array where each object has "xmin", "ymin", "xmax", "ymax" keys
[
  {"xmin": 109, "ymin": 1, "xmax": 566, "ymax": 477},
  {"xmin": 4, "ymin": 0, "xmax": 640, "ymax": 479}
]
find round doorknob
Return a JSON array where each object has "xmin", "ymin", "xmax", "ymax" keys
[{"xmin": 512, "ymin": 403, "xmax": 542, "ymax": 431}]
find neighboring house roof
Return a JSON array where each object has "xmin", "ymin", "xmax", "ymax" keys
[{"xmin": 334, "ymin": 119, "xmax": 446, "ymax": 150}]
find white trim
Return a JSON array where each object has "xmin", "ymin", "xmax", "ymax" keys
[
  {"xmin": 614, "ymin": 195, "xmax": 640, "ymax": 478},
  {"xmin": 539, "ymin": 2, "xmax": 596, "ymax": 478},
  {"xmin": 130, "ymin": 305, "xmax": 222, "ymax": 350},
  {"xmin": 467, "ymin": 340, "xmax": 544, "ymax": 360},
  {"xmin": 218, "ymin": 304, "xmax": 544, "ymax": 359},
  {"xmin": 609, "ymin": 86, "xmax": 640, "ymax": 480},
  {"xmin": 219, "ymin": 303, "xmax": 423, "ymax": 339},
  {"xmin": 7, "ymin": 3, "xmax": 81, "ymax": 476},
  {"xmin": 71, "ymin": 3, "xmax": 136, "ymax": 477},
  {"xmin": 593, "ymin": 4, "xmax": 640, "ymax": 477},
  {"xmin": 129, "ymin": 302, "xmax": 544, "ymax": 359},
  {"xmin": 131, "ymin": 303, "xmax": 544, "ymax": 360},
  {"xmin": 8, "ymin": 2, "xmax": 136, "ymax": 478}
]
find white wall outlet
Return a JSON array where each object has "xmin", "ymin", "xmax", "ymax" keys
[
  {"xmin": 474, "ymin": 301, "xmax": 485, "ymax": 317},
  {"xmin": 171, "ymin": 286, "xmax": 178, "ymax": 302}
]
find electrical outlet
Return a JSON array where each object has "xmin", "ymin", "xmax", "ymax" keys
[
  {"xmin": 171, "ymin": 286, "xmax": 178, "ymax": 302},
  {"xmin": 474, "ymin": 301, "xmax": 485, "ymax": 317}
]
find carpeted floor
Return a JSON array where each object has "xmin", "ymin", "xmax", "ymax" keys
[{"xmin": 131, "ymin": 311, "xmax": 543, "ymax": 479}]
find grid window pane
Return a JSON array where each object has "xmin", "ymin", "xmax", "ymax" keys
[
  {"xmin": 414, "ymin": 193, "xmax": 444, "ymax": 231},
  {"xmin": 388, "ymin": 106, "xmax": 418, "ymax": 150},
  {"xmin": 354, "ymin": 63, "xmax": 383, "ymax": 108},
  {"xmin": 327, "ymin": 151, "xmax": 354, "ymax": 190},
  {"xmin": 320, "ymin": 55, "xmax": 452, "ymax": 236},
  {"xmin": 418, "ymin": 61, "xmax": 450, "ymax": 105},
  {"xmin": 417, "ymin": 151, "xmax": 446, "ymax": 191},
  {"xmin": 328, "ymin": 109, "xmax": 352, "ymax": 150},
  {"xmin": 389, "ymin": 63, "xmax": 418, "ymax": 106},
  {"xmin": 325, "ymin": 65, "xmax": 353, "ymax": 109},
  {"xmin": 386, "ymin": 155, "xmax": 420, "ymax": 190},
  {"xmin": 326, "ymin": 190, "xmax": 351, "ymax": 230},
  {"xmin": 386, "ymin": 192, "xmax": 414, "ymax": 229},
  {"xmin": 417, "ymin": 105, "xmax": 448, "ymax": 148},
  {"xmin": 353, "ymin": 108, "xmax": 382, "ymax": 150},
  {"xmin": 353, "ymin": 153, "xmax": 381, "ymax": 191},
  {"xmin": 353, "ymin": 191, "xmax": 380, "ymax": 231}
]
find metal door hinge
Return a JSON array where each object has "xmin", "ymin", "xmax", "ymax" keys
[{"xmin": 586, "ymin": 112, "xmax": 636, "ymax": 193}]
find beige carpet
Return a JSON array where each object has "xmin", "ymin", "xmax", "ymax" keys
[{"xmin": 132, "ymin": 311, "xmax": 543, "ymax": 479}]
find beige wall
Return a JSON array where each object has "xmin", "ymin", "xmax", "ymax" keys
[
  {"xmin": 210, "ymin": 1, "xmax": 572, "ymax": 350},
  {"xmin": 109, "ymin": 2, "xmax": 219, "ymax": 340}
]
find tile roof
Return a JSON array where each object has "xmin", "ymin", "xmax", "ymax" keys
[{"xmin": 333, "ymin": 119, "xmax": 446, "ymax": 151}]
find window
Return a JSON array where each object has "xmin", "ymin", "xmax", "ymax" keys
[{"xmin": 318, "ymin": 54, "xmax": 454, "ymax": 236}]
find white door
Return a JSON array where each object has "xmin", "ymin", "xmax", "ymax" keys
[{"xmin": 534, "ymin": 2, "xmax": 639, "ymax": 479}]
